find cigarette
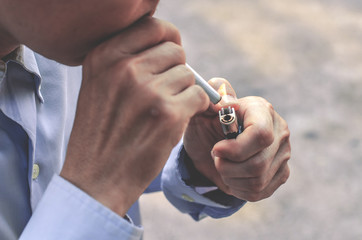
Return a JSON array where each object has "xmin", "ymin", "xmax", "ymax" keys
[
  {"xmin": 219, "ymin": 106, "xmax": 241, "ymax": 139},
  {"xmin": 186, "ymin": 63, "xmax": 221, "ymax": 104}
]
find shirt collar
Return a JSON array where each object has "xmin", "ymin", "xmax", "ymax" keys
[
  {"xmin": 2, "ymin": 45, "xmax": 24, "ymax": 64},
  {"xmin": 0, "ymin": 46, "xmax": 24, "ymax": 76},
  {"xmin": 0, "ymin": 46, "xmax": 24, "ymax": 80},
  {"xmin": 1, "ymin": 45, "xmax": 44, "ymax": 103}
]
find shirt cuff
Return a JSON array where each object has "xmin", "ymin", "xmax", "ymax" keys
[
  {"xmin": 20, "ymin": 175, "xmax": 143, "ymax": 240},
  {"xmin": 161, "ymin": 141, "xmax": 246, "ymax": 221},
  {"xmin": 180, "ymin": 146, "xmax": 247, "ymax": 207}
]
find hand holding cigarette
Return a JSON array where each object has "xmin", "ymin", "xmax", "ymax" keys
[
  {"xmin": 62, "ymin": 18, "xmax": 210, "ymax": 217},
  {"xmin": 183, "ymin": 77, "xmax": 291, "ymax": 202}
]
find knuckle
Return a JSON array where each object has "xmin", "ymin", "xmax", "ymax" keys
[
  {"xmin": 255, "ymin": 96, "xmax": 274, "ymax": 113},
  {"xmin": 193, "ymin": 85, "xmax": 207, "ymax": 98},
  {"xmin": 254, "ymin": 123, "xmax": 274, "ymax": 148},
  {"xmin": 249, "ymin": 177, "xmax": 268, "ymax": 193},
  {"xmin": 284, "ymin": 146, "xmax": 292, "ymax": 162},
  {"xmin": 147, "ymin": 101, "xmax": 184, "ymax": 147},
  {"xmin": 152, "ymin": 19, "xmax": 182, "ymax": 44},
  {"xmin": 165, "ymin": 107, "xmax": 181, "ymax": 124},
  {"xmin": 280, "ymin": 137, "xmax": 292, "ymax": 162},
  {"xmin": 165, "ymin": 21, "xmax": 182, "ymax": 43},
  {"xmin": 249, "ymin": 156, "xmax": 269, "ymax": 177},
  {"xmin": 178, "ymin": 65, "xmax": 195, "ymax": 84},
  {"xmin": 112, "ymin": 57, "xmax": 141, "ymax": 84},
  {"xmin": 265, "ymin": 100, "xmax": 275, "ymax": 115},
  {"xmin": 184, "ymin": 66, "xmax": 195, "ymax": 79},
  {"xmin": 280, "ymin": 165, "xmax": 290, "ymax": 185},
  {"xmin": 192, "ymin": 85, "xmax": 209, "ymax": 107},
  {"xmin": 164, "ymin": 42, "xmax": 185, "ymax": 61},
  {"xmin": 124, "ymin": 58, "xmax": 141, "ymax": 79},
  {"xmin": 281, "ymin": 120, "xmax": 291, "ymax": 140},
  {"xmin": 139, "ymin": 83, "xmax": 180, "ymax": 124},
  {"xmin": 148, "ymin": 18, "xmax": 166, "ymax": 36}
]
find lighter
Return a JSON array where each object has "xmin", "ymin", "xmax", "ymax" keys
[{"xmin": 219, "ymin": 106, "xmax": 242, "ymax": 139}]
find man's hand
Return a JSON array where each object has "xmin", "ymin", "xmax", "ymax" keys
[
  {"xmin": 184, "ymin": 78, "xmax": 291, "ymax": 202},
  {"xmin": 60, "ymin": 18, "xmax": 209, "ymax": 217}
]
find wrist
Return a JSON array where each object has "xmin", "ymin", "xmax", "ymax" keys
[
  {"xmin": 179, "ymin": 147, "xmax": 245, "ymax": 206},
  {"xmin": 181, "ymin": 146, "xmax": 215, "ymax": 187},
  {"xmin": 60, "ymin": 169, "xmax": 135, "ymax": 218}
]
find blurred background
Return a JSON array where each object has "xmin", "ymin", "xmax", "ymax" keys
[{"xmin": 140, "ymin": 0, "xmax": 362, "ymax": 239}]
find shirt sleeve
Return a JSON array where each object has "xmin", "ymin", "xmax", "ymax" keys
[
  {"xmin": 20, "ymin": 175, "xmax": 143, "ymax": 240},
  {"xmin": 161, "ymin": 141, "xmax": 246, "ymax": 221}
]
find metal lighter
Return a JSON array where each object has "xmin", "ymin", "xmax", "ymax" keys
[{"xmin": 219, "ymin": 106, "xmax": 242, "ymax": 139}]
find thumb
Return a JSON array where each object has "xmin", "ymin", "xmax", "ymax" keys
[{"xmin": 208, "ymin": 77, "xmax": 239, "ymax": 112}]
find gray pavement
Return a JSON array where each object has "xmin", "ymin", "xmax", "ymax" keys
[{"xmin": 140, "ymin": 1, "xmax": 362, "ymax": 239}]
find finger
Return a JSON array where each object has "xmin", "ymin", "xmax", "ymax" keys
[
  {"xmin": 173, "ymin": 85, "xmax": 210, "ymax": 119},
  {"xmin": 214, "ymin": 144, "xmax": 275, "ymax": 180},
  {"xmin": 208, "ymin": 78, "xmax": 239, "ymax": 113},
  {"xmin": 215, "ymin": 133, "xmax": 290, "ymax": 179},
  {"xmin": 216, "ymin": 137, "xmax": 291, "ymax": 192},
  {"xmin": 154, "ymin": 65, "xmax": 195, "ymax": 95},
  {"xmin": 84, "ymin": 18, "xmax": 181, "ymax": 74},
  {"xmin": 105, "ymin": 17, "xmax": 180, "ymax": 59},
  {"xmin": 213, "ymin": 98, "xmax": 275, "ymax": 162},
  {"xmin": 137, "ymin": 41, "xmax": 186, "ymax": 75},
  {"xmin": 230, "ymin": 162, "xmax": 290, "ymax": 202}
]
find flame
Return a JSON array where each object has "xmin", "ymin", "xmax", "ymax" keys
[{"xmin": 218, "ymin": 83, "xmax": 227, "ymax": 96}]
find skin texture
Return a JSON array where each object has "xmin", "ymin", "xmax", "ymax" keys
[
  {"xmin": 185, "ymin": 79, "xmax": 291, "ymax": 201},
  {"xmin": 61, "ymin": 18, "xmax": 210, "ymax": 216},
  {"xmin": 0, "ymin": 0, "xmax": 160, "ymax": 64},
  {"xmin": 0, "ymin": 0, "xmax": 291, "ymax": 217}
]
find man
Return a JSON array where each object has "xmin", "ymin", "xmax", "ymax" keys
[{"xmin": 0, "ymin": 0, "xmax": 291, "ymax": 239}]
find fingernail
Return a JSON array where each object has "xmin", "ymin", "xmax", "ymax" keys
[{"xmin": 221, "ymin": 95, "xmax": 237, "ymax": 103}]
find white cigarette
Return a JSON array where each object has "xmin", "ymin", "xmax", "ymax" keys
[{"xmin": 186, "ymin": 63, "xmax": 221, "ymax": 104}]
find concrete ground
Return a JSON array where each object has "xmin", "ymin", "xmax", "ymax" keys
[{"xmin": 140, "ymin": 1, "xmax": 362, "ymax": 239}]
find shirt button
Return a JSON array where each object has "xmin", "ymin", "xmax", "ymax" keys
[
  {"xmin": 181, "ymin": 194, "xmax": 194, "ymax": 202},
  {"xmin": 32, "ymin": 164, "xmax": 40, "ymax": 180}
]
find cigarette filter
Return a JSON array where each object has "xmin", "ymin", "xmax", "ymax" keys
[{"xmin": 219, "ymin": 106, "xmax": 241, "ymax": 139}]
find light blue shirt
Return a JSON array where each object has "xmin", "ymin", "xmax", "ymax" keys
[{"xmin": 0, "ymin": 46, "xmax": 244, "ymax": 239}]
